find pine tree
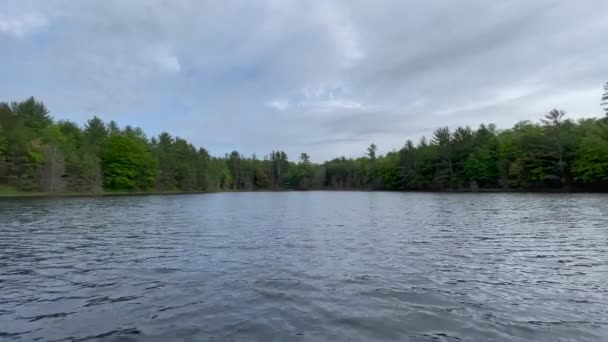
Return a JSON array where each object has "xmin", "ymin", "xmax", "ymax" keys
[{"xmin": 602, "ymin": 82, "xmax": 608, "ymax": 115}]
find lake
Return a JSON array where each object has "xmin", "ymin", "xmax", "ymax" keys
[{"xmin": 1, "ymin": 192, "xmax": 607, "ymax": 341}]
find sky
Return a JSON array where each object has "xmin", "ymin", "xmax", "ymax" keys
[{"xmin": 1, "ymin": 0, "xmax": 608, "ymax": 161}]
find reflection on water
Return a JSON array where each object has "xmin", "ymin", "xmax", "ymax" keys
[{"xmin": 1, "ymin": 192, "xmax": 607, "ymax": 341}]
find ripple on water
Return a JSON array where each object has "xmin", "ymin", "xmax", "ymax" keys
[{"xmin": 1, "ymin": 192, "xmax": 607, "ymax": 341}]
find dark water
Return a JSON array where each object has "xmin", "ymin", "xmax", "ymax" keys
[{"xmin": 1, "ymin": 192, "xmax": 607, "ymax": 342}]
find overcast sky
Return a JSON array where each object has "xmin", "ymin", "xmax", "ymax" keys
[{"xmin": 1, "ymin": 1, "xmax": 607, "ymax": 161}]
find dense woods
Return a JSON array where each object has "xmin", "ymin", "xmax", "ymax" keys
[{"xmin": 2, "ymin": 83, "xmax": 608, "ymax": 194}]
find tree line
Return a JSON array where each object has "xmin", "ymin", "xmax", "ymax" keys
[{"xmin": 1, "ymin": 83, "xmax": 608, "ymax": 194}]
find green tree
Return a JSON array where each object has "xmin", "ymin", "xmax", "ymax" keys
[
  {"xmin": 4, "ymin": 89, "xmax": 608, "ymax": 195},
  {"xmin": 195, "ymin": 147, "xmax": 211, "ymax": 191},
  {"xmin": 465, "ymin": 124, "xmax": 499, "ymax": 189},
  {"xmin": 602, "ymin": 82, "xmax": 608, "ymax": 115},
  {"xmin": 465, "ymin": 146, "xmax": 497, "ymax": 189},
  {"xmin": 269, "ymin": 151, "xmax": 288, "ymax": 188},
  {"xmin": 541, "ymin": 109, "xmax": 576, "ymax": 187},
  {"xmin": 377, "ymin": 152, "xmax": 400, "ymax": 189},
  {"xmin": 0, "ymin": 124, "xmax": 6, "ymax": 158},
  {"xmin": 299, "ymin": 153, "xmax": 311, "ymax": 164},
  {"xmin": 573, "ymin": 120, "xmax": 608, "ymax": 184},
  {"xmin": 0, "ymin": 123, "xmax": 8, "ymax": 183},
  {"xmin": 290, "ymin": 152, "xmax": 314, "ymax": 189},
  {"xmin": 81, "ymin": 117, "xmax": 107, "ymax": 192},
  {"xmin": 84, "ymin": 116, "xmax": 108, "ymax": 149},
  {"xmin": 451, "ymin": 126, "xmax": 475, "ymax": 188},
  {"xmin": 153, "ymin": 132, "xmax": 176, "ymax": 190},
  {"xmin": 0, "ymin": 99, "xmax": 51, "ymax": 190},
  {"xmin": 209, "ymin": 157, "xmax": 232, "ymax": 190},
  {"xmin": 431, "ymin": 127, "xmax": 453, "ymax": 188},
  {"xmin": 108, "ymin": 120, "xmax": 120, "ymax": 134},
  {"xmin": 364, "ymin": 144, "xmax": 379, "ymax": 188},
  {"xmin": 11, "ymin": 97, "xmax": 52, "ymax": 134},
  {"xmin": 101, "ymin": 133, "xmax": 157, "ymax": 190},
  {"xmin": 173, "ymin": 138, "xmax": 198, "ymax": 191},
  {"xmin": 226, "ymin": 151, "xmax": 243, "ymax": 190},
  {"xmin": 367, "ymin": 143, "xmax": 377, "ymax": 160},
  {"xmin": 507, "ymin": 121, "xmax": 552, "ymax": 188}
]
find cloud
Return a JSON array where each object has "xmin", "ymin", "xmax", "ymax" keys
[
  {"xmin": 315, "ymin": 2, "xmax": 365, "ymax": 66},
  {"xmin": 267, "ymin": 81, "xmax": 364, "ymax": 114},
  {"xmin": 1, "ymin": 0, "xmax": 608, "ymax": 161},
  {"xmin": 315, "ymin": 99, "xmax": 364, "ymax": 112},
  {"xmin": 150, "ymin": 46, "xmax": 181, "ymax": 73},
  {"xmin": 267, "ymin": 99, "xmax": 289, "ymax": 111},
  {"xmin": 0, "ymin": 13, "xmax": 47, "ymax": 38}
]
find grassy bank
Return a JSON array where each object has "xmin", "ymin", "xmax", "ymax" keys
[{"xmin": 0, "ymin": 186, "xmax": 214, "ymax": 198}]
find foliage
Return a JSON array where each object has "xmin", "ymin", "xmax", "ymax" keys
[
  {"xmin": 572, "ymin": 121, "xmax": 608, "ymax": 183},
  {"xmin": 602, "ymin": 82, "xmax": 608, "ymax": 115},
  {"xmin": 2, "ymin": 87, "xmax": 608, "ymax": 194},
  {"xmin": 101, "ymin": 134, "xmax": 157, "ymax": 190}
]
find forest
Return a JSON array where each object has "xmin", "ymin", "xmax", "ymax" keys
[{"xmin": 1, "ymin": 83, "xmax": 608, "ymax": 195}]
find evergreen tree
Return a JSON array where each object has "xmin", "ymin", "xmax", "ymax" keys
[
  {"xmin": 367, "ymin": 143, "xmax": 377, "ymax": 160},
  {"xmin": 299, "ymin": 153, "xmax": 311, "ymax": 164},
  {"xmin": 3, "ymin": 84, "xmax": 608, "ymax": 195},
  {"xmin": 431, "ymin": 127, "xmax": 453, "ymax": 188},
  {"xmin": 11, "ymin": 97, "xmax": 52, "ymax": 134},
  {"xmin": 602, "ymin": 82, "xmax": 608, "ymax": 115}
]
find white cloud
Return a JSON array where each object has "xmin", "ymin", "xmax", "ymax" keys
[
  {"xmin": 0, "ymin": 13, "xmax": 47, "ymax": 39},
  {"xmin": 316, "ymin": 99, "xmax": 363, "ymax": 112},
  {"xmin": 1, "ymin": 0, "xmax": 608, "ymax": 161},
  {"xmin": 299, "ymin": 82, "xmax": 364, "ymax": 112},
  {"xmin": 267, "ymin": 99, "xmax": 290, "ymax": 111},
  {"xmin": 150, "ymin": 46, "xmax": 181, "ymax": 73},
  {"xmin": 156, "ymin": 53, "xmax": 181, "ymax": 73}
]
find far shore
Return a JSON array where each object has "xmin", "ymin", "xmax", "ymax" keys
[{"xmin": 1, "ymin": 188, "xmax": 605, "ymax": 199}]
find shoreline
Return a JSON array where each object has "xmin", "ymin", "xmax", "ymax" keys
[
  {"xmin": 1, "ymin": 188, "xmax": 605, "ymax": 199},
  {"xmin": 0, "ymin": 190, "xmax": 211, "ymax": 199}
]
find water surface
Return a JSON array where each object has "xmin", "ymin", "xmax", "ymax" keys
[{"xmin": 1, "ymin": 192, "xmax": 607, "ymax": 341}]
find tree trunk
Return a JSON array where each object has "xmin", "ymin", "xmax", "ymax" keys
[{"xmin": 40, "ymin": 144, "xmax": 66, "ymax": 193}]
